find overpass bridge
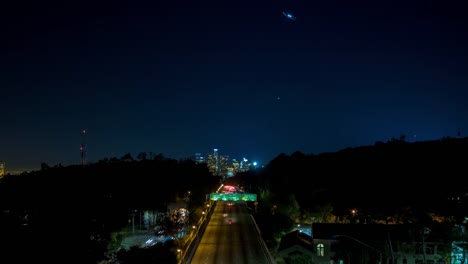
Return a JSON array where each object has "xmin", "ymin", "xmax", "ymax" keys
[{"xmin": 209, "ymin": 193, "xmax": 257, "ymax": 202}]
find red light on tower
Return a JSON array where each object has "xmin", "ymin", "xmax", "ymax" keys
[{"xmin": 80, "ymin": 129, "xmax": 87, "ymax": 165}]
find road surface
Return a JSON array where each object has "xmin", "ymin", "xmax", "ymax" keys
[{"xmin": 189, "ymin": 201, "xmax": 273, "ymax": 264}]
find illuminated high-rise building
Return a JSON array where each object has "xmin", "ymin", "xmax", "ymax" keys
[
  {"xmin": 205, "ymin": 149, "xmax": 255, "ymax": 177},
  {"xmin": 194, "ymin": 153, "xmax": 205, "ymax": 164},
  {"xmin": 226, "ymin": 166, "xmax": 235, "ymax": 177},
  {"xmin": 219, "ymin": 154, "xmax": 230, "ymax": 178},
  {"xmin": 232, "ymin": 159, "xmax": 240, "ymax": 173},
  {"xmin": 207, "ymin": 148, "xmax": 220, "ymax": 176},
  {"xmin": 240, "ymin": 157, "xmax": 252, "ymax": 172},
  {"xmin": 0, "ymin": 161, "xmax": 5, "ymax": 178}
]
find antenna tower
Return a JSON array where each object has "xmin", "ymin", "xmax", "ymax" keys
[{"xmin": 80, "ymin": 129, "xmax": 87, "ymax": 165}]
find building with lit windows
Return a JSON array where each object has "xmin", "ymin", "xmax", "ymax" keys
[
  {"xmin": 193, "ymin": 153, "xmax": 205, "ymax": 164},
  {"xmin": 207, "ymin": 148, "xmax": 220, "ymax": 176},
  {"xmin": 203, "ymin": 148, "xmax": 256, "ymax": 178},
  {"xmin": 226, "ymin": 166, "xmax": 235, "ymax": 177},
  {"xmin": 218, "ymin": 154, "xmax": 230, "ymax": 177},
  {"xmin": 232, "ymin": 159, "xmax": 240, "ymax": 173},
  {"xmin": 207, "ymin": 149, "xmax": 234, "ymax": 178},
  {"xmin": 240, "ymin": 157, "xmax": 252, "ymax": 172},
  {"xmin": 0, "ymin": 161, "xmax": 5, "ymax": 178}
]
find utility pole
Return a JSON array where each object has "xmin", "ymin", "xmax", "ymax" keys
[
  {"xmin": 421, "ymin": 227, "xmax": 431, "ymax": 264},
  {"xmin": 132, "ymin": 213, "xmax": 135, "ymax": 234},
  {"xmin": 388, "ymin": 232, "xmax": 395, "ymax": 264}
]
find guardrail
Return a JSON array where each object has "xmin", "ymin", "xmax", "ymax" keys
[
  {"xmin": 179, "ymin": 201, "xmax": 216, "ymax": 264},
  {"xmin": 250, "ymin": 215, "xmax": 277, "ymax": 264}
]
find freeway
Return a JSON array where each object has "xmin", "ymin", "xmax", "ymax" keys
[{"xmin": 189, "ymin": 201, "xmax": 274, "ymax": 264}]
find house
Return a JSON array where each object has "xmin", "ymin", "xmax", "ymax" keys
[
  {"xmin": 277, "ymin": 230, "xmax": 315, "ymax": 264},
  {"xmin": 310, "ymin": 223, "xmax": 457, "ymax": 264}
]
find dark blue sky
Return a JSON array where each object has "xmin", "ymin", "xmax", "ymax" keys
[{"xmin": 2, "ymin": 0, "xmax": 468, "ymax": 172}]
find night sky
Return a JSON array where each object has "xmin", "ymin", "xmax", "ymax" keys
[{"xmin": 2, "ymin": 0, "xmax": 468, "ymax": 172}]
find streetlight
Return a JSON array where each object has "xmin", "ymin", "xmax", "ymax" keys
[
  {"xmin": 177, "ymin": 248, "xmax": 183, "ymax": 262},
  {"xmin": 333, "ymin": 234, "xmax": 382, "ymax": 264}
]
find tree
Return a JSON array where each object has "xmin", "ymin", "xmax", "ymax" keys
[
  {"xmin": 310, "ymin": 204, "xmax": 334, "ymax": 223},
  {"xmin": 259, "ymin": 188, "xmax": 274, "ymax": 214},
  {"xmin": 285, "ymin": 252, "xmax": 315, "ymax": 264},
  {"xmin": 121, "ymin": 153, "xmax": 134, "ymax": 162},
  {"xmin": 276, "ymin": 194, "xmax": 300, "ymax": 222},
  {"xmin": 137, "ymin": 152, "xmax": 147, "ymax": 161},
  {"xmin": 40, "ymin": 162, "xmax": 50, "ymax": 170}
]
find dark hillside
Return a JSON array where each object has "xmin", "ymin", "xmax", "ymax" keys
[{"xmin": 245, "ymin": 136, "xmax": 468, "ymax": 221}]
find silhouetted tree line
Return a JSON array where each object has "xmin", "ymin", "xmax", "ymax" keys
[
  {"xmin": 1, "ymin": 137, "xmax": 467, "ymax": 262},
  {"xmin": 235, "ymin": 136, "xmax": 468, "ymax": 249},
  {"xmin": 0, "ymin": 153, "xmax": 215, "ymax": 263}
]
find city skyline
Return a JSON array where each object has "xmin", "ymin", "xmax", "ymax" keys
[
  {"xmin": 2, "ymin": 145, "xmax": 260, "ymax": 174},
  {"xmin": 2, "ymin": 0, "xmax": 467, "ymax": 172}
]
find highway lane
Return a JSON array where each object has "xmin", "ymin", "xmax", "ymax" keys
[{"xmin": 189, "ymin": 201, "xmax": 272, "ymax": 264}]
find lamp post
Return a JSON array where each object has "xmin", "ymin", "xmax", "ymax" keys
[{"xmin": 333, "ymin": 234, "xmax": 382, "ymax": 264}]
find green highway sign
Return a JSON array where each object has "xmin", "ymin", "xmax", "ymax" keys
[{"xmin": 209, "ymin": 193, "xmax": 257, "ymax": 202}]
